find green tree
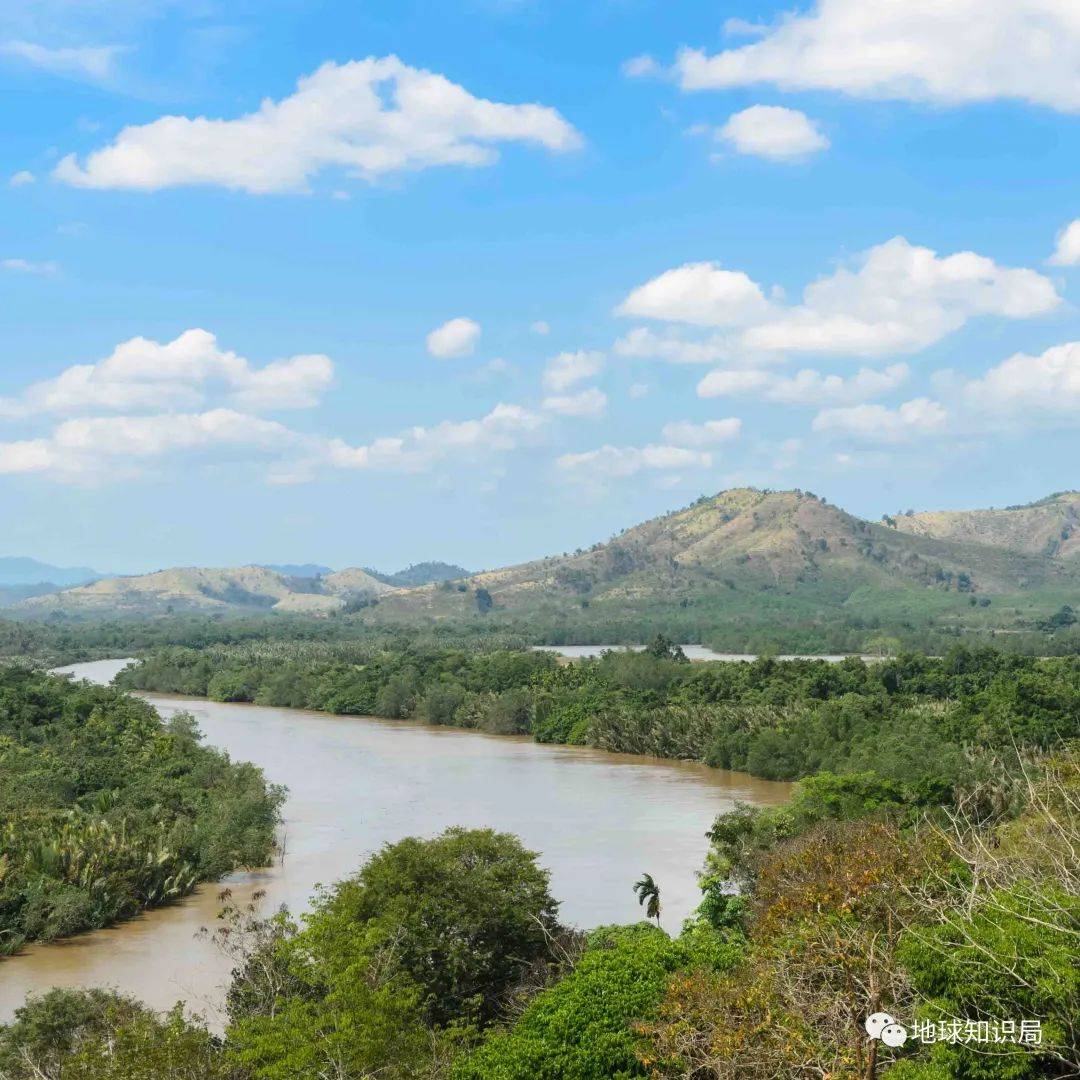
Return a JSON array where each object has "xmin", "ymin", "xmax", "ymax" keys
[{"xmin": 633, "ymin": 873, "xmax": 661, "ymax": 927}]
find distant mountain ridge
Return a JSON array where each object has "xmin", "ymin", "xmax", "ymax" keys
[
  {"xmin": 0, "ymin": 556, "xmax": 103, "ymax": 587},
  {"xmin": 10, "ymin": 490, "xmax": 1080, "ymax": 628},
  {"xmin": 15, "ymin": 565, "xmax": 395, "ymax": 616},
  {"xmin": 365, "ymin": 561, "xmax": 470, "ymax": 588}
]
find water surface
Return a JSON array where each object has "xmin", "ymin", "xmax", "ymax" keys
[{"xmin": 2, "ymin": 658, "xmax": 789, "ymax": 1025}]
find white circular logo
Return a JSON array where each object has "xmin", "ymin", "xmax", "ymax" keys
[
  {"xmin": 881, "ymin": 1023, "xmax": 909, "ymax": 1048},
  {"xmin": 864, "ymin": 1012, "xmax": 895, "ymax": 1039}
]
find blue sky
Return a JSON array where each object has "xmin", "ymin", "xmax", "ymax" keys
[{"xmin": 1, "ymin": 0, "xmax": 1078, "ymax": 573}]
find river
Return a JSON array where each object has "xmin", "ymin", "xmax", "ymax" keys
[{"xmin": 1, "ymin": 658, "xmax": 790, "ymax": 1026}]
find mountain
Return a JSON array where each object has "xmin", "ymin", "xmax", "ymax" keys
[
  {"xmin": 15, "ymin": 565, "xmax": 395, "ymax": 616},
  {"xmin": 260, "ymin": 563, "xmax": 334, "ymax": 578},
  {"xmin": 366, "ymin": 561, "xmax": 471, "ymax": 588},
  {"xmin": 11, "ymin": 490, "xmax": 1080, "ymax": 633},
  {"xmin": 0, "ymin": 556, "xmax": 103, "ymax": 587},
  {"xmin": 887, "ymin": 492, "xmax": 1080, "ymax": 559},
  {"xmin": 366, "ymin": 488, "xmax": 1080, "ymax": 631}
]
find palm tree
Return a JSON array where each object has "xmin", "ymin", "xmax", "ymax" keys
[{"xmin": 633, "ymin": 872, "xmax": 661, "ymax": 927}]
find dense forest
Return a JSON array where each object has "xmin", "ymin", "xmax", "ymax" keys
[
  {"xmin": 0, "ymin": 668, "xmax": 283, "ymax": 951},
  {"xmin": 118, "ymin": 642, "xmax": 1080, "ymax": 795}
]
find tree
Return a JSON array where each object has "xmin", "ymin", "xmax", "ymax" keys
[
  {"xmin": 475, "ymin": 587, "xmax": 494, "ymax": 614},
  {"xmin": 634, "ymin": 873, "xmax": 662, "ymax": 927}
]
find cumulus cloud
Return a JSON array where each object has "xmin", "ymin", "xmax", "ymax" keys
[
  {"xmin": 616, "ymin": 262, "xmax": 768, "ymax": 327},
  {"xmin": 0, "ymin": 409, "xmax": 297, "ymax": 481},
  {"xmin": 619, "ymin": 237, "xmax": 1059, "ymax": 361},
  {"xmin": 660, "ymin": 418, "xmax": 743, "ymax": 445},
  {"xmin": 426, "ymin": 317, "xmax": 482, "ymax": 359},
  {"xmin": 717, "ymin": 105, "xmax": 829, "ymax": 161},
  {"xmin": 557, "ymin": 443, "xmax": 712, "ymax": 479},
  {"xmin": 0, "ymin": 395, "xmax": 544, "ymax": 484},
  {"xmin": 327, "ymin": 402, "xmax": 543, "ymax": 472},
  {"xmin": 697, "ymin": 363, "xmax": 910, "ymax": 403},
  {"xmin": 8, "ymin": 170, "xmax": 34, "ymax": 187},
  {"xmin": 542, "ymin": 349, "xmax": 604, "ymax": 392},
  {"xmin": 675, "ymin": 0, "xmax": 1080, "ymax": 113},
  {"xmin": 54, "ymin": 56, "xmax": 582, "ymax": 193},
  {"xmin": 1049, "ymin": 219, "xmax": 1080, "ymax": 266},
  {"xmin": 743, "ymin": 238, "xmax": 1059, "ymax": 356},
  {"xmin": 812, "ymin": 397, "xmax": 948, "ymax": 442},
  {"xmin": 530, "ymin": 320, "xmax": 551, "ymax": 335},
  {"xmin": 542, "ymin": 387, "xmax": 607, "ymax": 418},
  {"xmin": 1, "ymin": 40, "xmax": 121, "ymax": 81},
  {"xmin": 0, "ymin": 329, "xmax": 333, "ymax": 419},
  {"xmin": 962, "ymin": 341, "xmax": 1080, "ymax": 416}
]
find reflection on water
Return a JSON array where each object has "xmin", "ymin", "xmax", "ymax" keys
[{"xmin": 2, "ymin": 658, "xmax": 789, "ymax": 1026}]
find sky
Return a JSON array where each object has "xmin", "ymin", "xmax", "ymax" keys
[{"xmin": 1, "ymin": 0, "xmax": 1078, "ymax": 574}]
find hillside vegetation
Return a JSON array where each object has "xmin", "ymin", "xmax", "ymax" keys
[
  {"xmin": 365, "ymin": 489, "xmax": 1080, "ymax": 644},
  {"xmin": 889, "ymin": 490, "xmax": 1080, "ymax": 557}
]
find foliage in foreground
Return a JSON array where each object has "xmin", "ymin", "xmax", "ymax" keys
[
  {"xmin": 0, "ymin": 667, "xmax": 283, "ymax": 951},
  {"xmin": 4, "ymin": 746, "xmax": 1077, "ymax": 1079}
]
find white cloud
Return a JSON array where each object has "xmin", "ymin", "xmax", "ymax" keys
[
  {"xmin": 327, "ymin": 402, "xmax": 543, "ymax": 472},
  {"xmin": 628, "ymin": 382, "xmax": 649, "ymax": 399},
  {"xmin": 962, "ymin": 341, "xmax": 1080, "ymax": 416},
  {"xmin": 617, "ymin": 238, "xmax": 1057, "ymax": 359},
  {"xmin": 697, "ymin": 363, "xmax": 909, "ymax": 403},
  {"xmin": 675, "ymin": 0, "xmax": 1080, "ymax": 113},
  {"xmin": 613, "ymin": 326, "xmax": 736, "ymax": 365},
  {"xmin": 55, "ymin": 56, "xmax": 582, "ymax": 193},
  {"xmin": 542, "ymin": 387, "xmax": 607, "ymax": 418},
  {"xmin": 717, "ymin": 105, "xmax": 829, "ymax": 161},
  {"xmin": 542, "ymin": 349, "xmax": 604, "ymax": 392},
  {"xmin": 2, "ymin": 258, "xmax": 57, "ymax": 276},
  {"xmin": 622, "ymin": 54, "xmax": 661, "ymax": 78},
  {"xmin": 812, "ymin": 397, "xmax": 948, "ymax": 442},
  {"xmin": 1049, "ymin": 219, "xmax": 1080, "ymax": 266},
  {"xmin": 1, "ymin": 40, "xmax": 121, "ymax": 81},
  {"xmin": 530, "ymin": 320, "xmax": 550, "ymax": 335},
  {"xmin": 0, "ymin": 396, "xmax": 544, "ymax": 484},
  {"xmin": 660, "ymin": 418, "xmax": 743, "ymax": 445},
  {"xmin": 427, "ymin": 317, "xmax": 481, "ymax": 359},
  {"xmin": 557, "ymin": 443, "xmax": 712, "ymax": 479},
  {"xmin": 743, "ymin": 238, "xmax": 1059, "ymax": 356},
  {"xmin": 0, "ymin": 329, "xmax": 333, "ymax": 418},
  {"xmin": 8, "ymin": 170, "xmax": 34, "ymax": 187},
  {"xmin": 0, "ymin": 409, "xmax": 297, "ymax": 481},
  {"xmin": 616, "ymin": 262, "xmax": 769, "ymax": 327}
]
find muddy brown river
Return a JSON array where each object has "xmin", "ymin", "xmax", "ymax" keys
[{"xmin": 1, "ymin": 658, "xmax": 789, "ymax": 1026}]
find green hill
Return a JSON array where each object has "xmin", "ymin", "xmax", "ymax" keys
[
  {"xmin": 12, "ymin": 489, "xmax": 1080, "ymax": 646},
  {"xmin": 363, "ymin": 488, "xmax": 1080, "ymax": 642},
  {"xmin": 15, "ymin": 565, "xmax": 396, "ymax": 616},
  {"xmin": 888, "ymin": 491, "xmax": 1080, "ymax": 558}
]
